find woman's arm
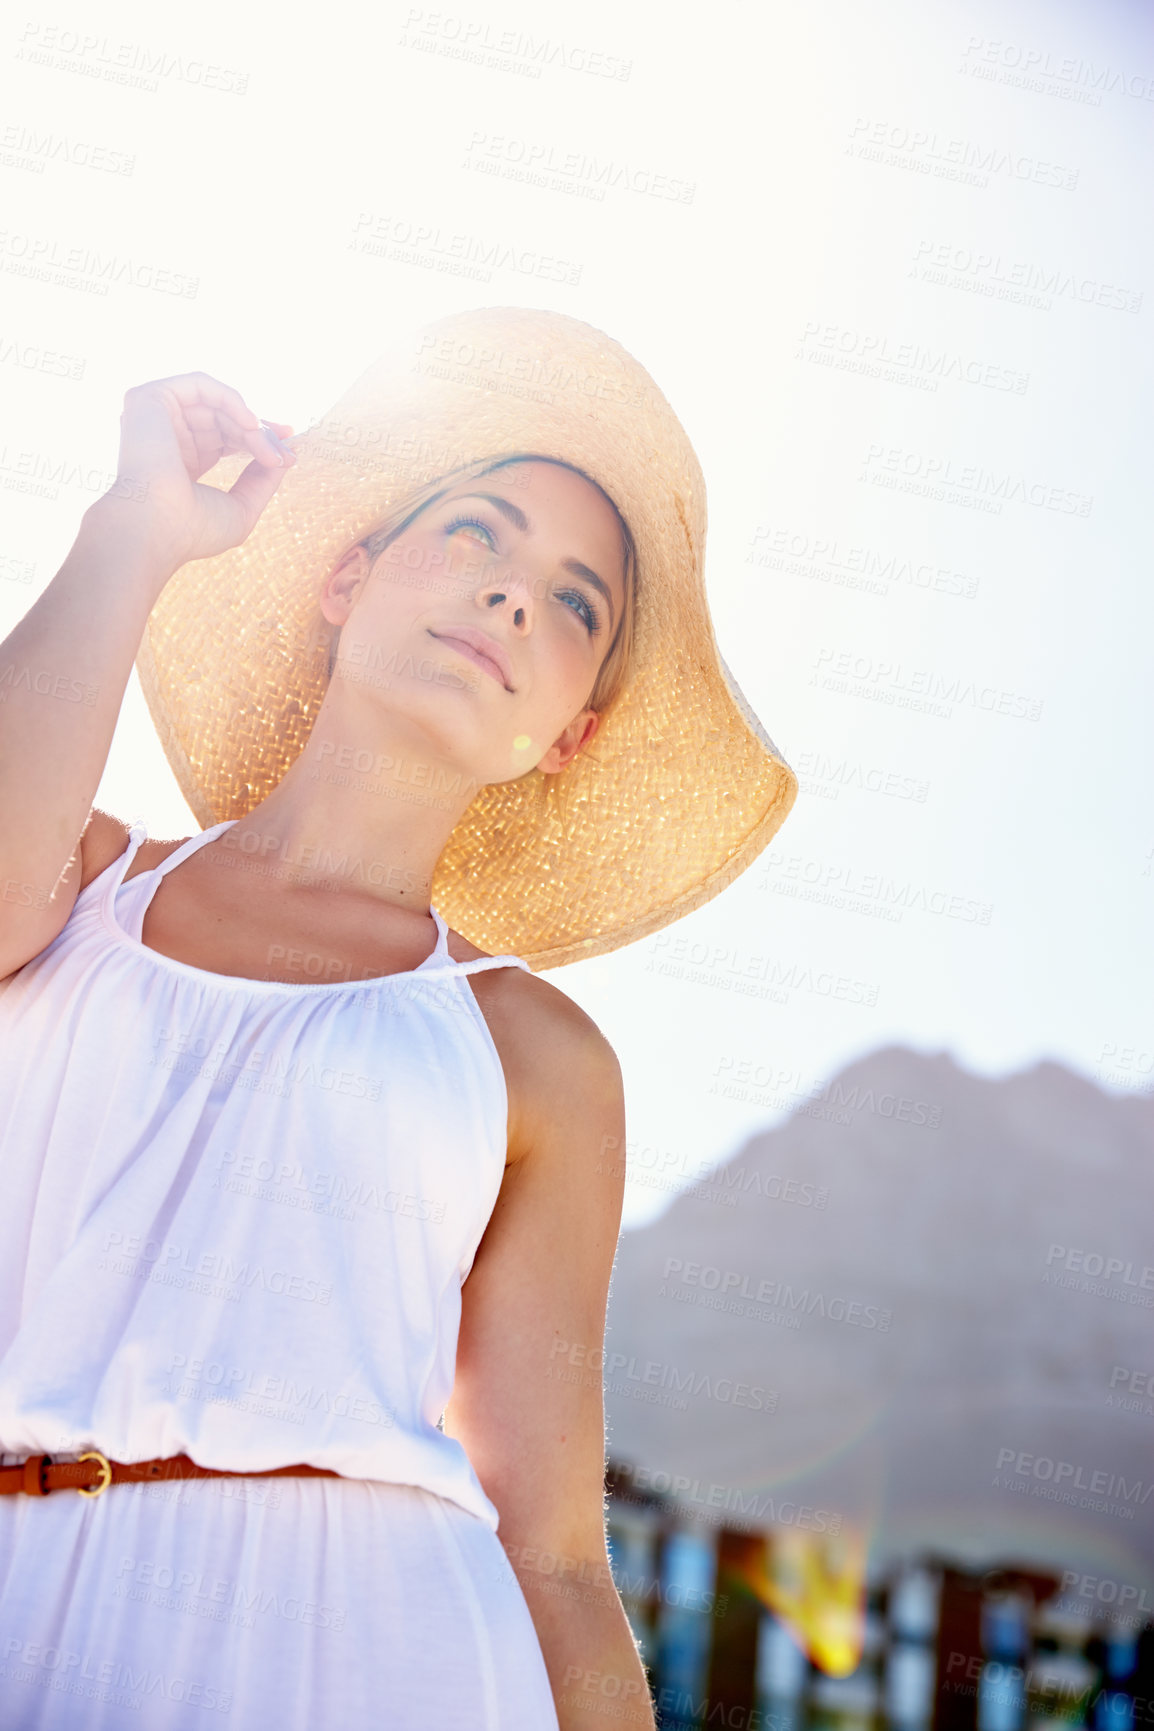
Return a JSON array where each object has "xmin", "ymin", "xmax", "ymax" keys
[
  {"xmin": 443, "ymin": 979, "xmax": 657, "ymax": 1731},
  {"xmin": 0, "ymin": 374, "xmax": 290, "ymax": 980},
  {"xmin": 0, "ymin": 512, "xmax": 178, "ymax": 977}
]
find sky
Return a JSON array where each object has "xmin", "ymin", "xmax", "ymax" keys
[{"xmin": 1, "ymin": 0, "xmax": 1150, "ymax": 1226}]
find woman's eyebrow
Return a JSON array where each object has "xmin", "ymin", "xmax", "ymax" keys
[
  {"xmin": 454, "ymin": 492, "xmax": 530, "ymax": 532},
  {"xmin": 449, "ymin": 492, "xmax": 616, "ymax": 628}
]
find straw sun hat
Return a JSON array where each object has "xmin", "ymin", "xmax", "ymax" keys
[{"xmin": 135, "ymin": 306, "xmax": 798, "ymax": 971}]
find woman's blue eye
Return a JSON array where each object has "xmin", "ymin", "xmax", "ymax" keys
[
  {"xmin": 561, "ymin": 589, "xmax": 602, "ymax": 635},
  {"xmin": 443, "ymin": 514, "xmax": 497, "ymax": 548}
]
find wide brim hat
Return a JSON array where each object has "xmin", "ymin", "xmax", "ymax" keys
[{"xmin": 136, "ymin": 306, "xmax": 798, "ymax": 971}]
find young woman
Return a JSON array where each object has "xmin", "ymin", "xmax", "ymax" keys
[{"xmin": 0, "ymin": 308, "xmax": 797, "ymax": 1729}]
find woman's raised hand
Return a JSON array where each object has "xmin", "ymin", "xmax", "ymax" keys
[{"xmin": 93, "ymin": 371, "xmax": 297, "ymax": 575}]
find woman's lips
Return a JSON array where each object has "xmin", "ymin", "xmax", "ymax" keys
[{"xmin": 428, "ymin": 631, "xmax": 511, "ymax": 690}]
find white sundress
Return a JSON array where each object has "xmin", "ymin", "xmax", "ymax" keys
[{"xmin": 0, "ymin": 819, "xmax": 562, "ymax": 1729}]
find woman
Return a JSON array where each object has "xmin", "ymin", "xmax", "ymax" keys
[{"xmin": 0, "ymin": 307, "xmax": 798, "ymax": 1728}]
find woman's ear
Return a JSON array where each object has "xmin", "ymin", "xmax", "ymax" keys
[
  {"xmin": 319, "ymin": 543, "xmax": 373, "ymax": 628},
  {"xmin": 536, "ymin": 708, "xmax": 601, "ymax": 775}
]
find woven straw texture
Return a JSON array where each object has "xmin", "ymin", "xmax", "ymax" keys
[{"xmin": 135, "ymin": 307, "xmax": 798, "ymax": 971}]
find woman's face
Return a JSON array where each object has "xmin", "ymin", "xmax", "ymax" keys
[{"xmin": 320, "ymin": 459, "xmax": 629, "ymax": 787}]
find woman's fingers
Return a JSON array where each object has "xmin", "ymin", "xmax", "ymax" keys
[
  {"xmin": 180, "ymin": 404, "xmax": 288, "ymax": 470},
  {"xmin": 221, "ymin": 452, "xmax": 294, "ymax": 530},
  {"xmin": 115, "ymin": 384, "xmax": 191, "ymax": 482},
  {"xmin": 123, "ymin": 375, "xmax": 286, "ymax": 471},
  {"xmin": 130, "ymin": 371, "xmax": 260, "ymax": 431},
  {"xmin": 101, "ymin": 371, "xmax": 297, "ymax": 569}
]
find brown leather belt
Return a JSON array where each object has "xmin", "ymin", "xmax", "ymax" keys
[{"xmin": 0, "ymin": 1450, "xmax": 345, "ymax": 1499}]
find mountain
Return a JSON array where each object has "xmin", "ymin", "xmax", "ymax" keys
[{"xmin": 604, "ymin": 1046, "xmax": 1154, "ymax": 1588}]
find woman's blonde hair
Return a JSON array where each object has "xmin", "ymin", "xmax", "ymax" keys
[{"xmin": 324, "ymin": 453, "xmax": 637, "ymax": 732}]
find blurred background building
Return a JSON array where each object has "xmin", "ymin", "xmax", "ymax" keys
[
  {"xmin": 605, "ymin": 1460, "xmax": 1153, "ymax": 1731},
  {"xmin": 596, "ymin": 1045, "xmax": 1154, "ymax": 1729}
]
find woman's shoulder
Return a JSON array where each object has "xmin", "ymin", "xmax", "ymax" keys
[
  {"xmin": 446, "ymin": 924, "xmax": 610, "ymax": 1037},
  {"xmin": 451, "ymin": 934, "xmax": 622, "ymax": 1131},
  {"xmin": 77, "ymin": 808, "xmax": 190, "ymax": 891},
  {"xmin": 76, "ymin": 808, "xmax": 133, "ymax": 889}
]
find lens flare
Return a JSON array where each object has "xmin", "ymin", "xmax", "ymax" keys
[{"xmin": 740, "ymin": 1524, "xmax": 870, "ymax": 1677}]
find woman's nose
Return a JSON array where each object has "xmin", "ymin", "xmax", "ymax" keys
[{"xmin": 477, "ymin": 566, "xmax": 536, "ymax": 629}]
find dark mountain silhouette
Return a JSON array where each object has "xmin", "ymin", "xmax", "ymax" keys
[{"xmin": 604, "ymin": 1046, "xmax": 1154, "ymax": 1586}]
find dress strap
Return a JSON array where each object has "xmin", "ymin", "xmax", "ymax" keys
[
  {"xmin": 456, "ymin": 955, "xmax": 532, "ymax": 975},
  {"xmin": 108, "ymin": 819, "xmax": 236, "ymax": 942},
  {"xmin": 423, "ymin": 904, "xmax": 452, "ymax": 968},
  {"xmin": 100, "ymin": 817, "xmax": 149, "ymax": 901},
  {"xmin": 422, "ymin": 906, "xmax": 532, "ymax": 976},
  {"xmin": 149, "ymin": 819, "xmax": 237, "ymax": 881}
]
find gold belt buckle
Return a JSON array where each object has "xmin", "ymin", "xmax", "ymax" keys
[{"xmin": 76, "ymin": 1449, "xmax": 113, "ymax": 1498}]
